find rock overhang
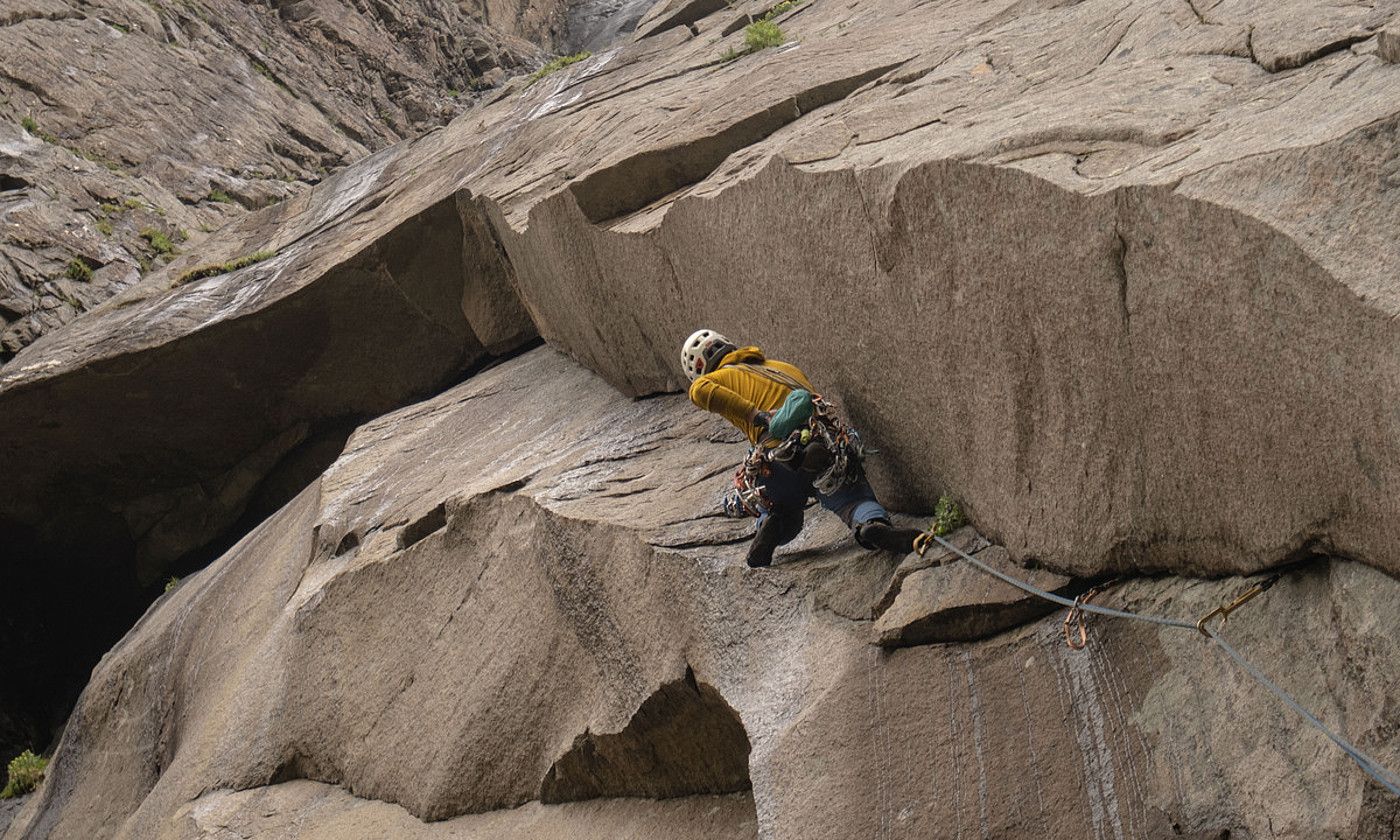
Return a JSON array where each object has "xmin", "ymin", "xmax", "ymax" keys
[{"xmin": 2, "ymin": 0, "xmax": 1400, "ymax": 777}]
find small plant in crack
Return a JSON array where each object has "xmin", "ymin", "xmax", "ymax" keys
[
  {"xmin": 527, "ymin": 51, "xmax": 592, "ymax": 86},
  {"xmin": 931, "ymin": 494, "xmax": 967, "ymax": 537},
  {"xmin": 64, "ymin": 258, "xmax": 93, "ymax": 281},
  {"xmin": 175, "ymin": 249, "xmax": 277, "ymax": 285},
  {"xmin": 140, "ymin": 227, "xmax": 176, "ymax": 256},
  {"xmin": 721, "ymin": 18, "xmax": 789, "ymax": 61},
  {"xmin": 1, "ymin": 750, "xmax": 47, "ymax": 798}
]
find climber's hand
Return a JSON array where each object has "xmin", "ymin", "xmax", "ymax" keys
[{"xmin": 751, "ymin": 410, "xmax": 772, "ymax": 436}]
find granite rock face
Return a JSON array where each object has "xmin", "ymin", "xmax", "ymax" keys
[
  {"xmin": 0, "ymin": 0, "xmax": 555, "ymax": 360},
  {"xmin": 7, "ymin": 0, "xmax": 1399, "ymax": 585},
  {"xmin": 5, "ymin": 349, "xmax": 1399, "ymax": 839},
  {"xmin": 2, "ymin": 0, "xmax": 1399, "ymax": 835}
]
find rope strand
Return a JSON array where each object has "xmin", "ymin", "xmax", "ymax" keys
[{"xmin": 921, "ymin": 534, "xmax": 1400, "ymax": 796}]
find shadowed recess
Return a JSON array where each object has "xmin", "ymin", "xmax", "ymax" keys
[{"xmin": 540, "ymin": 670, "xmax": 752, "ymax": 802}]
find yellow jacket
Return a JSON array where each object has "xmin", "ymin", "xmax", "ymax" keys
[{"xmin": 688, "ymin": 346, "xmax": 815, "ymax": 445}]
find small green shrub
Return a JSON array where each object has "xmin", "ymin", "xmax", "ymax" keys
[
  {"xmin": 744, "ymin": 19, "xmax": 785, "ymax": 50},
  {"xmin": 65, "ymin": 259, "xmax": 92, "ymax": 281},
  {"xmin": 0, "ymin": 750, "xmax": 47, "ymax": 798},
  {"xmin": 175, "ymin": 249, "xmax": 277, "ymax": 285},
  {"xmin": 96, "ymin": 220, "xmax": 114, "ymax": 236},
  {"xmin": 206, "ymin": 189, "xmax": 233, "ymax": 204},
  {"xmin": 164, "ymin": 576, "xmax": 181, "ymax": 593},
  {"xmin": 527, "ymin": 51, "xmax": 591, "ymax": 86},
  {"xmin": 140, "ymin": 228, "xmax": 175, "ymax": 255},
  {"xmin": 18, "ymin": 116, "xmax": 58, "ymax": 144},
  {"xmin": 931, "ymin": 494, "xmax": 967, "ymax": 537},
  {"xmin": 721, "ymin": 18, "xmax": 788, "ymax": 61}
]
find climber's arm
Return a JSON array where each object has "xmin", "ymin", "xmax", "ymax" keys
[{"xmin": 689, "ymin": 376, "xmax": 768, "ymax": 438}]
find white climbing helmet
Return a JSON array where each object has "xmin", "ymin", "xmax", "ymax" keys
[{"xmin": 681, "ymin": 328, "xmax": 736, "ymax": 382}]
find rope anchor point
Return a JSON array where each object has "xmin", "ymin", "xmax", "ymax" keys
[{"xmin": 1195, "ymin": 573, "xmax": 1283, "ymax": 637}]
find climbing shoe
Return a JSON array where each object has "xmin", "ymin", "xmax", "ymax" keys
[
  {"xmin": 855, "ymin": 521, "xmax": 923, "ymax": 554},
  {"xmin": 746, "ymin": 536, "xmax": 777, "ymax": 568},
  {"xmin": 746, "ymin": 510, "xmax": 803, "ymax": 568}
]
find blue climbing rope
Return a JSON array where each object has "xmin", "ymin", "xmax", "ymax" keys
[{"xmin": 918, "ymin": 533, "xmax": 1400, "ymax": 797}]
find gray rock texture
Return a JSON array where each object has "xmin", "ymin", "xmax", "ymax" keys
[
  {"xmin": 2, "ymin": 0, "xmax": 1400, "ymax": 835},
  {"xmin": 0, "ymin": 0, "xmax": 554, "ymax": 359},
  {"xmin": 7, "ymin": 0, "xmax": 1398, "ymax": 586},
  {"xmin": 5, "ymin": 348, "xmax": 1399, "ymax": 839}
]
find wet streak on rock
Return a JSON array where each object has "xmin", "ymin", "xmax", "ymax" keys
[{"xmin": 540, "ymin": 670, "xmax": 752, "ymax": 802}]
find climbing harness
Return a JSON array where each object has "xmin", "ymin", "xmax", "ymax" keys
[
  {"xmin": 719, "ymin": 363, "xmax": 869, "ymax": 518},
  {"xmin": 913, "ymin": 534, "xmax": 1400, "ymax": 797},
  {"xmin": 1062, "ymin": 579, "xmax": 1118, "ymax": 650}
]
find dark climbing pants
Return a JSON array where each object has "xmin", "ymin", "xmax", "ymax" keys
[{"xmin": 753, "ymin": 459, "xmax": 890, "ymax": 549}]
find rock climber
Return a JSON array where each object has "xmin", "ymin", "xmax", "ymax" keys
[{"xmin": 682, "ymin": 328, "xmax": 924, "ymax": 568}]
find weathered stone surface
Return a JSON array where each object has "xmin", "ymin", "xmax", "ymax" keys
[
  {"xmin": 6, "ymin": 348, "xmax": 1399, "ymax": 839},
  {"xmin": 11, "ymin": 0, "xmax": 1399, "ymax": 584},
  {"xmin": 169, "ymin": 782, "xmax": 757, "ymax": 840},
  {"xmin": 1380, "ymin": 22, "xmax": 1400, "ymax": 62},
  {"xmin": 874, "ymin": 544, "xmax": 1082, "ymax": 647},
  {"xmin": 0, "ymin": 179, "xmax": 536, "ymax": 760},
  {"xmin": 5, "ymin": 0, "xmax": 1400, "ymax": 831},
  {"xmin": 0, "ymin": 0, "xmax": 555, "ymax": 358},
  {"xmin": 0, "ymin": 799, "xmax": 22, "ymax": 838}
]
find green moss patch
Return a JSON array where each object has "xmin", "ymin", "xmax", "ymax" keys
[{"xmin": 175, "ymin": 249, "xmax": 277, "ymax": 285}]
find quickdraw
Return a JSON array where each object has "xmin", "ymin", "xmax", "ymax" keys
[
  {"xmin": 1062, "ymin": 580, "xmax": 1118, "ymax": 650},
  {"xmin": 1195, "ymin": 573, "xmax": 1282, "ymax": 636}
]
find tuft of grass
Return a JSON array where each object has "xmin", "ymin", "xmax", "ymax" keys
[
  {"xmin": 123, "ymin": 197, "xmax": 145, "ymax": 211},
  {"xmin": 140, "ymin": 228, "xmax": 175, "ymax": 256},
  {"xmin": 96, "ymin": 220, "xmax": 114, "ymax": 236},
  {"xmin": 720, "ymin": 0, "xmax": 800, "ymax": 62},
  {"xmin": 65, "ymin": 259, "xmax": 92, "ymax": 281},
  {"xmin": 164, "ymin": 576, "xmax": 181, "ymax": 593},
  {"xmin": 721, "ymin": 19, "xmax": 787, "ymax": 61},
  {"xmin": 1, "ymin": 750, "xmax": 47, "ymax": 799},
  {"xmin": 206, "ymin": 188, "xmax": 233, "ymax": 204},
  {"xmin": 931, "ymin": 494, "xmax": 967, "ymax": 537},
  {"xmin": 19, "ymin": 116, "xmax": 59, "ymax": 145},
  {"xmin": 175, "ymin": 249, "xmax": 277, "ymax": 285},
  {"xmin": 744, "ymin": 18, "xmax": 785, "ymax": 49},
  {"xmin": 526, "ymin": 51, "xmax": 591, "ymax": 86}
]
